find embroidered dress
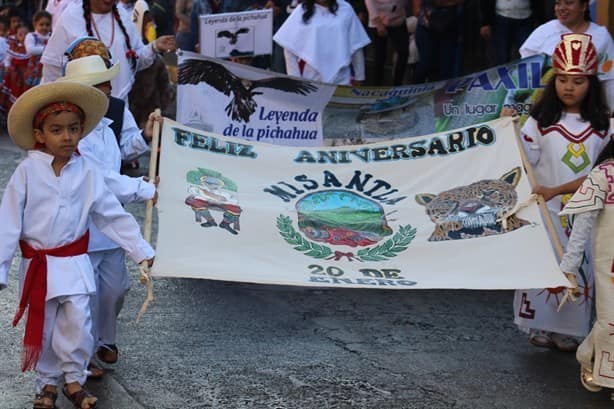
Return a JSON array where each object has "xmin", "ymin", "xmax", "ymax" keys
[
  {"xmin": 560, "ymin": 160, "xmax": 614, "ymax": 386},
  {"xmin": 513, "ymin": 113, "xmax": 610, "ymax": 336},
  {"xmin": 273, "ymin": 0, "xmax": 370, "ymax": 84},
  {"xmin": 41, "ymin": 2, "xmax": 156, "ymax": 100},
  {"xmin": 24, "ymin": 32, "xmax": 50, "ymax": 89},
  {"xmin": 1, "ymin": 35, "xmax": 30, "ymax": 112}
]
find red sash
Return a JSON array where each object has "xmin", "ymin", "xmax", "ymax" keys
[{"xmin": 13, "ymin": 231, "xmax": 89, "ymax": 371}]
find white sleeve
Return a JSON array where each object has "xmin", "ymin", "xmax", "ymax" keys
[
  {"xmin": 119, "ymin": 105, "xmax": 150, "ymax": 161},
  {"xmin": 41, "ymin": 18, "xmax": 71, "ymax": 83},
  {"xmin": 559, "ymin": 210, "xmax": 598, "ymax": 275},
  {"xmin": 79, "ymin": 138, "xmax": 155, "ymax": 204},
  {"xmin": 284, "ymin": 48, "xmax": 301, "ymax": 78},
  {"xmin": 519, "ymin": 117, "xmax": 541, "ymax": 167},
  {"xmin": 25, "ymin": 33, "xmax": 45, "ymax": 55},
  {"xmin": 90, "ymin": 172, "xmax": 155, "ymax": 264},
  {"xmin": 0, "ymin": 166, "xmax": 26, "ymax": 289},
  {"xmin": 351, "ymin": 48, "xmax": 365, "ymax": 81}
]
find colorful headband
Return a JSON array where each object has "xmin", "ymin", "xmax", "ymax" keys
[
  {"xmin": 33, "ymin": 102, "xmax": 85, "ymax": 129},
  {"xmin": 553, "ymin": 33, "xmax": 598, "ymax": 75}
]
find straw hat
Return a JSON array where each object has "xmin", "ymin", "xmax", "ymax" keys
[
  {"xmin": 57, "ymin": 54, "xmax": 120, "ymax": 86},
  {"xmin": 8, "ymin": 81, "xmax": 109, "ymax": 150}
]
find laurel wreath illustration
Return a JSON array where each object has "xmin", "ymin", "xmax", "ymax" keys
[{"xmin": 276, "ymin": 215, "xmax": 416, "ymax": 262}]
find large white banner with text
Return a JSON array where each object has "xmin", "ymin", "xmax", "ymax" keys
[{"xmin": 153, "ymin": 117, "xmax": 568, "ymax": 289}]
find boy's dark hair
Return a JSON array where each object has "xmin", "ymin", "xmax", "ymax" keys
[
  {"xmin": 302, "ymin": 0, "xmax": 338, "ymax": 23},
  {"xmin": 33, "ymin": 10, "xmax": 52, "ymax": 24},
  {"xmin": 0, "ymin": 16, "xmax": 9, "ymax": 28},
  {"xmin": 530, "ymin": 75, "xmax": 610, "ymax": 132},
  {"xmin": 594, "ymin": 140, "xmax": 614, "ymax": 167}
]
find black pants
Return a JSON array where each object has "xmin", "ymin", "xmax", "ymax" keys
[{"xmin": 370, "ymin": 24, "xmax": 409, "ymax": 86}]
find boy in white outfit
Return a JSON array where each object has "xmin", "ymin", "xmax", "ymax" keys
[
  {"xmin": 58, "ymin": 48, "xmax": 161, "ymax": 370},
  {"xmin": 57, "ymin": 53, "xmax": 160, "ymax": 372},
  {"xmin": 0, "ymin": 81, "xmax": 155, "ymax": 409}
]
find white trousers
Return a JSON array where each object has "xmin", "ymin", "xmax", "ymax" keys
[
  {"xmin": 89, "ymin": 248, "xmax": 130, "ymax": 350},
  {"xmin": 35, "ymin": 294, "xmax": 92, "ymax": 392}
]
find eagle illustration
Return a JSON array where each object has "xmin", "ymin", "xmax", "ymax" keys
[
  {"xmin": 217, "ymin": 28, "xmax": 250, "ymax": 45},
  {"xmin": 178, "ymin": 59, "xmax": 318, "ymax": 123}
]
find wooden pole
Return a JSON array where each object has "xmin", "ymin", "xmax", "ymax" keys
[
  {"xmin": 137, "ymin": 109, "xmax": 162, "ymax": 322},
  {"xmin": 510, "ymin": 116, "xmax": 565, "ymax": 260}
]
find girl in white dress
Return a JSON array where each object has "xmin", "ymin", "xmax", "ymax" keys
[{"xmin": 512, "ymin": 33, "xmax": 610, "ymax": 351}]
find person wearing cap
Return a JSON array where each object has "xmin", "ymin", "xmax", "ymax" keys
[
  {"xmin": 57, "ymin": 53, "xmax": 160, "ymax": 373},
  {"xmin": 0, "ymin": 81, "xmax": 155, "ymax": 409}
]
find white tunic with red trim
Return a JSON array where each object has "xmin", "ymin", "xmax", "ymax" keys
[
  {"xmin": 560, "ymin": 160, "xmax": 614, "ymax": 386},
  {"xmin": 513, "ymin": 113, "xmax": 609, "ymax": 337}
]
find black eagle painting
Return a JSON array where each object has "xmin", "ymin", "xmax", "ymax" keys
[
  {"xmin": 178, "ymin": 59, "xmax": 318, "ymax": 123},
  {"xmin": 217, "ymin": 28, "xmax": 250, "ymax": 45}
]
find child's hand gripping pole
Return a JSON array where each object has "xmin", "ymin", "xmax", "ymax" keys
[
  {"xmin": 509, "ymin": 116, "xmax": 574, "ymax": 295},
  {"xmin": 137, "ymin": 109, "xmax": 162, "ymax": 322}
]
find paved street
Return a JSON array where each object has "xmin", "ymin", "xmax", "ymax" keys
[{"xmin": 0, "ymin": 134, "xmax": 613, "ymax": 408}]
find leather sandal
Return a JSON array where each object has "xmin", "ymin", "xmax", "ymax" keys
[
  {"xmin": 87, "ymin": 363, "xmax": 105, "ymax": 380},
  {"xmin": 96, "ymin": 344, "xmax": 119, "ymax": 364},
  {"xmin": 62, "ymin": 384, "xmax": 98, "ymax": 409},
  {"xmin": 33, "ymin": 385, "xmax": 57, "ymax": 409}
]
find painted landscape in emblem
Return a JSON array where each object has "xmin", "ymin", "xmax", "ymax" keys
[
  {"xmin": 277, "ymin": 189, "xmax": 416, "ymax": 262},
  {"xmin": 215, "ymin": 27, "xmax": 255, "ymax": 58},
  {"xmin": 177, "ymin": 58, "xmax": 318, "ymax": 123},
  {"xmin": 296, "ymin": 190, "xmax": 393, "ymax": 248},
  {"xmin": 184, "ymin": 168, "xmax": 242, "ymax": 235},
  {"xmin": 415, "ymin": 167, "xmax": 530, "ymax": 241}
]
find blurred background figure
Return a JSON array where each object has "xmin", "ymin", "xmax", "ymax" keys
[
  {"xmin": 412, "ymin": 0, "xmax": 464, "ymax": 83},
  {"xmin": 479, "ymin": 0, "xmax": 543, "ymax": 65},
  {"xmin": 365, "ymin": 0, "xmax": 408, "ymax": 85}
]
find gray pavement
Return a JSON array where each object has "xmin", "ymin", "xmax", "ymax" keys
[{"xmin": 0, "ymin": 133, "xmax": 613, "ymax": 408}]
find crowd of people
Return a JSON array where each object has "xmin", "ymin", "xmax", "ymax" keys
[{"xmin": 0, "ymin": 0, "xmax": 613, "ymax": 408}]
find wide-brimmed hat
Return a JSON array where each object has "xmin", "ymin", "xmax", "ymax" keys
[
  {"xmin": 57, "ymin": 54, "xmax": 120, "ymax": 86},
  {"xmin": 8, "ymin": 81, "xmax": 109, "ymax": 150}
]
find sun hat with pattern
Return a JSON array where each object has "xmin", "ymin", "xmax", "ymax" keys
[{"xmin": 7, "ymin": 81, "xmax": 109, "ymax": 150}]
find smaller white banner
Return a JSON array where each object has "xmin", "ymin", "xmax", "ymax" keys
[{"xmin": 199, "ymin": 10, "xmax": 273, "ymax": 58}]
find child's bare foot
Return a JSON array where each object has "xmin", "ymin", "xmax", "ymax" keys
[
  {"xmin": 63, "ymin": 382, "xmax": 98, "ymax": 409},
  {"xmin": 33, "ymin": 384, "xmax": 57, "ymax": 409}
]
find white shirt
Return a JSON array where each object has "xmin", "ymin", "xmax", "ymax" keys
[
  {"xmin": 119, "ymin": 104, "xmax": 151, "ymax": 161},
  {"xmin": 0, "ymin": 151, "xmax": 154, "ymax": 297},
  {"xmin": 274, "ymin": 0, "xmax": 370, "ymax": 84},
  {"xmin": 45, "ymin": 0, "xmax": 79, "ymax": 31},
  {"xmin": 41, "ymin": 2, "xmax": 156, "ymax": 101},
  {"xmin": 79, "ymin": 117, "xmax": 155, "ymax": 252},
  {"xmin": 496, "ymin": 0, "xmax": 531, "ymax": 20},
  {"xmin": 520, "ymin": 20, "xmax": 614, "ymax": 109},
  {"xmin": 0, "ymin": 37, "xmax": 8, "ymax": 64},
  {"xmin": 25, "ymin": 32, "xmax": 50, "ymax": 56}
]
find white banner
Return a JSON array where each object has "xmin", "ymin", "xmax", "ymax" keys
[
  {"xmin": 153, "ymin": 117, "xmax": 568, "ymax": 289},
  {"xmin": 176, "ymin": 51, "xmax": 334, "ymax": 146},
  {"xmin": 199, "ymin": 10, "xmax": 273, "ymax": 58}
]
